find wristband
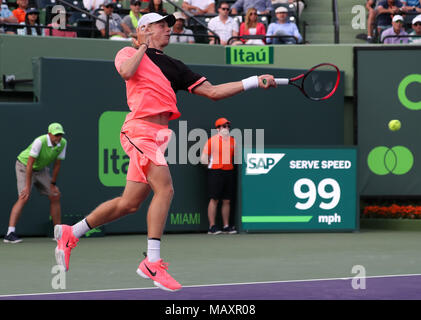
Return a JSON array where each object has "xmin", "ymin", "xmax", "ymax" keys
[
  {"xmin": 140, "ymin": 42, "xmax": 149, "ymax": 49},
  {"xmin": 242, "ymin": 76, "xmax": 259, "ymax": 91}
]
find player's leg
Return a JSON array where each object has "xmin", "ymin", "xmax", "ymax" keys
[
  {"xmin": 137, "ymin": 162, "xmax": 182, "ymax": 292},
  {"xmin": 84, "ymin": 180, "xmax": 151, "ymax": 229},
  {"xmin": 54, "ymin": 181, "xmax": 151, "ymax": 271},
  {"xmin": 145, "ymin": 162, "xmax": 174, "ymax": 240}
]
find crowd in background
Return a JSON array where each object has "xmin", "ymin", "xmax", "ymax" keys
[
  {"xmin": 366, "ymin": 0, "xmax": 421, "ymax": 43},
  {"xmin": 0, "ymin": 0, "xmax": 305, "ymax": 44},
  {"xmin": 3, "ymin": 0, "xmax": 420, "ymax": 45}
]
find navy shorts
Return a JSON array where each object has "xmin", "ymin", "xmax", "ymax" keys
[{"xmin": 207, "ymin": 169, "xmax": 234, "ymax": 200}]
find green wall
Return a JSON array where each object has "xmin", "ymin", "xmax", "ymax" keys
[
  {"xmin": 0, "ymin": 57, "xmax": 344, "ymax": 237},
  {"xmin": 0, "ymin": 34, "xmax": 357, "ymax": 144}
]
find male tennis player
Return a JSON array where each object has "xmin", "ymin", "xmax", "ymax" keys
[{"xmin": 54, "ymin": 12, "xmax": 276, "ymax": 292}]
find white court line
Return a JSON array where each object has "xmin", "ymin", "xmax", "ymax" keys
[{"xmin": 1, "ymin": 273, "xmax": 421, "ymax": 298}]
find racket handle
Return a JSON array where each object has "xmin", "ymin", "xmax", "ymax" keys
[
  {"xmin": 275, "ymin": 78, "xmax": 289, "ymax": 86},
  {"xmin": 262, "ymin": 78, "xmax": 289, "ymax": 86}
]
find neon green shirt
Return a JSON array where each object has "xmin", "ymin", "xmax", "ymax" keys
[{"xmin": 17, "ymin": 134, "xmax": 67, "ymax": 171}]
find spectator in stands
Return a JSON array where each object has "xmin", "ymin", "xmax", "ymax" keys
[
  {"xmin": 170, "ymin": 11, "xmax": 195, "ymax": 43},
  {"xmin": 239, "ymin": 7, "xmax": 266, "ymax": 44},
  {"xmin": 231, "ymin": 0, "xmax": 273, "ymax": 15},
  {"xmin": 409, "ymin": 14, "xmax": 421, "ymax": 42},
  {"xmin": 271, "ymin": 0, "xmax": 304, "ymax": 17},
  {"xmin": 45, "ymin": 12, "xmax": 77, "ymax": 38},
  {"xmin": 381, "ymin": 14, "xmax": 409, "ymax": 43},
  {"xmin": 208, "ymin": 2, "xmax": 239, "ymax": 45},
  {"xmin": 402, "ymin": 0, "xmax": 421, "ymax": 12},
  {"xmin": 12, "ymin": 0, "xmax": 28, "ymax": 23},
  {"xmin": 123, "ymin": 0, "xmax": 143, "ymax": 37},
  {"xmin": 1, "ymin": 2, "xmax": 18, "ymax": 34},
  {"xmin": 366, "ymin": 0, "xmax": 378, "ymax": 43},
  {"xmin": 376, "ymin": 0, "xmax": 406, "ymax": 35},
  {"xmin": 96, "ymin": 0, "xmax": 130, "ymax": 40},
  {"xmin": 266, "ymin": 6, "xmax": 302, "ymax": 44},
  {"xmin": 17, "ymin": 7, "xmax": 45, "ymax": 36},
  {"xmin": 182, "ymin": 0, "xmax": 215, "ymax": 15},
  {"xmin": 83, "ymin": 0, "xmax": 105, "ymax": 14},
  {"xmin": 147, "ymin": 0, "xmax": 167, "ymax": 15},
  {"xmin": 200, "ymin": 118, "xmax": 237, "ymax": 235}
]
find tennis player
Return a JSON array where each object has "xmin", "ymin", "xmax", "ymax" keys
[{"xmin": 54, "ymin": 12, "xmax": 276, "ymax": 292}]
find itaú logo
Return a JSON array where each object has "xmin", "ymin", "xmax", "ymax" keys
[{"xmin": 367, "ymin": 146, "xmax": 414, "ymax": 175}]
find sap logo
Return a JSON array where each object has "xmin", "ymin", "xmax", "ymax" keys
[{"xmin": 246, "ymin": 153, "xmax": 285, "ymax": 175}]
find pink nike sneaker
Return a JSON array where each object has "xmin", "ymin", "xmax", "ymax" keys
[
  {"xmin": 54, "ymin": 225, "xmax": 79, "ymax": 272},
  {"xmin": 137, "ymin": 253, "xmax": 182, "ymax": 292}
]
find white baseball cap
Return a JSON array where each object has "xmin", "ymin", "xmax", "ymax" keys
[
  {"xmin": 412, "ymin": 14, "xmax": 421, "ymax": 24},
  {"xmin": 138, "ymin": 12, "xmax": 176, "ymax": 28},
  {"xmin": 392, "ymin": 15, "xmax": 404, "ymax": 23},
  {"xmin": 173, "ymin": 11, "xmax": 186, "ymax": 20},
  {"xmin": 275, "ymin": 6, "xmax": 288, "ymax": 13}
]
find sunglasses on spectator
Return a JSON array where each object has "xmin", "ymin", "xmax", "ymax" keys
[
  {"xmin": 414, "ymin": 22, "xmax": 421, "ymax": 26},
  {"xmin": 220, "ymin": 7, "xmax": 229, "ymax": 10},
  {"xmin": 249, "ymin": 12, "xmax": 257, "ymax": 15}
]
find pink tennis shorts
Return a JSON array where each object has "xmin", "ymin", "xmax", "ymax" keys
[{"xmin": 120, "ymin": 119, "xmax": 172, "ymax": 184}]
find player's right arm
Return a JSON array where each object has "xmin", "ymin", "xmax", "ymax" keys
[
  {"xmin": 118, "ymin": 26, "xmax": 152, "ymax": 80},
  {"xmin": 192, "ymin": 75, "xmax": 276, "ymax": 101}
]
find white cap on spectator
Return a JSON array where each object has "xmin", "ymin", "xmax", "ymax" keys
[
  {"xmin": 138, "ymin": 13, "xmax": 176, "ymax": 28},
  {"xmin": 173, "ymin": 11, "xmax": 186, "ymax": 20},
  {"xmin": 392, "ymin": 15, "xmax": 404, "ymax": 22},
  {"xmin": 275, "ymin": 6, "xmax": 288, "ymax": 13},
  {"xmin": 412, "ymin": 14, "xmax": 421, "ymax": 24}
]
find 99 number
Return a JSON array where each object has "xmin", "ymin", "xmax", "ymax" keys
[{"xmin": 294, "ymin": 178, "xmax": 341, "ymax": 210}]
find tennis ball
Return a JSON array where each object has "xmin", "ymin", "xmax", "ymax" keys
[{"xmin": 388, "ymin": 119, "xmax": 401, "ymax": 131}]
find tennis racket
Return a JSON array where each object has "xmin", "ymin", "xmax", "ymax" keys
[{"xmin": 263, "ymin": 63, "xmax": 340, "ymax": 101}]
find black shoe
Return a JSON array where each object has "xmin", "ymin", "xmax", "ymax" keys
[
  {"xmin": 3, "ymin": 232, "xmax": 23, "ymax": 243},
  {"xmin": 222, "ymin": 226, "xmax": 237, "ymax": 234},
  {"xmin": 208, "ymin": 225, "xmax": 222, "ymax": 235}
]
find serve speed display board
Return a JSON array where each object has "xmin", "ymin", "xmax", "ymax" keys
[{"xmin": 241, "ymin": 148, "xmax": 358, "ymax": 232}]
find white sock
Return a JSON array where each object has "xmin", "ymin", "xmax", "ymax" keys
[
  {"xmin": 147, "ymin": 238, "xmax": 161, "ymax": 262},
  {"xmin": 72, "ymin": 219, "xmax": 91, "ymax": 238},
  {"xmin": 7, "ymin": 227, "xmax": 15, "ymax": 235}
]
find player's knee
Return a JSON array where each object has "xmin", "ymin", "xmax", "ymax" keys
[
  {"xmin": 118, "ymin": 200, "xmax": 140, "ymax": 215},
  {"xmin": 157, "ymin": 184, "xmax": 174, "ymax": 200},
  {"xmin": 49, "ymin": 193, "xmax": 61, "ymax": 202}
]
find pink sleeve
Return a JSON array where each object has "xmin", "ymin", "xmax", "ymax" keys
[{"xmin": 114, "ymin": 47, "xmax": 136, "ymax": 73}]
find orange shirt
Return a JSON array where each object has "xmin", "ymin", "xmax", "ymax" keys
[
  {"xmin": 12, "ymin": 7, "xmax": 26, "ymax": 23},
  {"xmin": 203, "ymin": 134, "xmax": 236, "ymax": 170}
]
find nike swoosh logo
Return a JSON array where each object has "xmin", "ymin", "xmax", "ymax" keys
[
  {"xmin": 66, "ymin": 240, "xmax": 69, "ymax": 248},
  {"xmin": 144, "ymin": 263, "xmax": 156, "ymax": 277}
]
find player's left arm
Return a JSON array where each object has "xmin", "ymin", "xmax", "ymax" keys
[{"xmin": 192, "ymin": 75, "xmax": 276, "ymax": 101}]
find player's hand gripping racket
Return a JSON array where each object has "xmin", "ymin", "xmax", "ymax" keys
[{"xmin": 263, "ymin": 63, "xmax": 340, "ymax": 101}]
